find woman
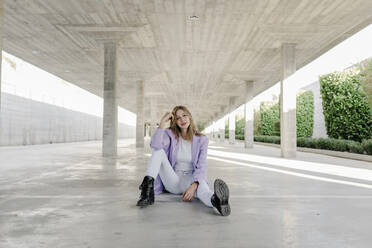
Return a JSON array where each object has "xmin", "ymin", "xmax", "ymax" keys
[{"xmin": 136, "ymin": 105, "xmax": 231, "ymax": 216}]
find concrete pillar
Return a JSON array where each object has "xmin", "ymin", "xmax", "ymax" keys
[
  {"xmin": 136, "ymin": 81, "xmax": 145, "ymax": 148},
  {"xmin": 280, "ymin": 43, "xmax": 297, "ymax": 158},
  {"xmin": 150, "ymin": 98, "xmax": 157, "ymax": 137},
  {"xmin": 211, "ymin": 121, "xmax": 216, "ymax": 140},
  {"xmin": 228, "ymin": 112, "xmax": 235, "ymax": 144},
  {"xmin": 229, "ymin": 97, "xmax": 236, "ymax": 144},
  {"xmin": 244, "ymin": 81, "xmax": 254, "ymax": 148},
  {"xmin": 0, "ymin": 1, "xmax": 3, "ymax": 135},
  {"xmin": 219, "ymin": 118, "xmax": 225, "ymax": 143},
  {"xmin": 102, "ymin": 41, "xmax": 118, "ymax": 157},
  {"xmin": 145, "ymin": 123, "xmax": 150, "ymax": 137}
]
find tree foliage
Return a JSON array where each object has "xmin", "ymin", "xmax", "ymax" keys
[{"xmin": 319, "ymin": 71, "xmax": 372, "ymax": 142}]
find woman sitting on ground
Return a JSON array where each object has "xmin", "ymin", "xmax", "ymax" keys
[{"xmin": 136, "ymin": 105, "xmax": 231, "ymax": 216}]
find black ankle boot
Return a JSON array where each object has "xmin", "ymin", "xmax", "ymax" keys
[
  {"xmin": 136, "ymin": 176, "xmax": 155, "ymax": 207},
  {"xmin": 211, "ymin": 179, "xmax": 231, "ymax": 216}
]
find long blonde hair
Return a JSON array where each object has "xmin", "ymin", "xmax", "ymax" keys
[{"xmin": 170, "ymin": 105, "xmax": 205, "ymax": 142}]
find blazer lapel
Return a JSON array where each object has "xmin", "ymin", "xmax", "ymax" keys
[{"xmin": 191, "ymin": 135, "xmax": 198, "ymax": 165}]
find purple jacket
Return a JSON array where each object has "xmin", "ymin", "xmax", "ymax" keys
[{"xmin": 149, "ymin": 127, "xmax": 209, "ymax": 195}]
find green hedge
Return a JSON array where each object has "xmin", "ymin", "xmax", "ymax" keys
[
  {"xmin": 362, "ymin": 139, "xmax": 372, "ymax": 155},
  {"xmin": 359, "ymin": 58, "xmax": 372, "ymax": 113},
  {"xmin": 254, "ymin": 109, "xmax": 262, "ymax": 135},
  {"xmin": 320, "ymin": 71, "xmax": 372, "ymax": 142},
  {"xmin": 255, "ymin": 136, "xmax": 370, "ymax": 155},
  {"xmin": 260, "ymin": 102, "xmax": 280, "ymax": 136},
  {"xmin": 259, "ymin": 91, "xmax": 314, "ymax": 138},
  {"xmin": 254, "ymin": 135, "xmax": 281, "ymax": 144},
  {"xmin": 297, "ymin": 91, "xmax": 314, "ymax": 137},
  {"xmin": 236, "ymin": 118, "xmax": 244, "ymax": 137},
  {"xmin": 297, "ymin": 137, "xmax": 368, "ymax": 154}
]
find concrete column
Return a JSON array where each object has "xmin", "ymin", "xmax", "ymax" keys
[
  {"xmin": 102, "ymin": 41, "xmax": 118, "ymax": 157},
  {"xmin": 244, "ymin": 81, "xmax": 254, "ymax": 148},
  {"xmin": 211, "ymin": 121, "xmax": 216, "ymax": 141},
  {"xmin": 228, "ymin": 111, "xmax": 235, "ymax": 144},
  {"xmin": 150, "ymin": 98, "xmax": 157, "ymax": 137},
  {"xmin": 219, "ymin": 118, "xmax": 225, "ymax": 143},
  {"xmin": 280, "ymin": 43, "xmax": 297, "ymax": 158},
  {"xmin": 145, "ymin": 123, "xmax": 150, "ymax": 137},
  {"xmin": 0, "ymin": 1, "xmax": 3, "ymax": 135},
  {"xmin": 136, "ymin": 81, "xmax": 145, "ymax": 148}
]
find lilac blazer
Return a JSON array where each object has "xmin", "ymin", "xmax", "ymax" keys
[{"xmin": 149, "ymin": 127, "xmax": 209, "ymax": 195}]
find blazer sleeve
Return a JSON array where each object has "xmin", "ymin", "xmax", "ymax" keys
[
  {"xmin": 192, "ymin": 136, "xmax": 209, "ymax": 183},
  {"xmin": 150, "ymin": 127, "xmax": 171, "ymax": 151}
]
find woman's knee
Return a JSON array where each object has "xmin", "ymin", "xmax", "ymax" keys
[{"xmin": 152, "ymin": 148, "xmax": 166, "ymax": 158}]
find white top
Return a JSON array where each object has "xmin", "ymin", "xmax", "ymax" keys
[{"xmin": 174, "ymin": 136, "xmax": 193, "ymax": 172}]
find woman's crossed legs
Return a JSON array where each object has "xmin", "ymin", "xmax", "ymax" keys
[{"xmin": 146, "ymin": 149, "xmax": 213, "ymax": 207}]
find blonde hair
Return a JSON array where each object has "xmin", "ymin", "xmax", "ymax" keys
[{"xmin": 169, "ymin": 105, "xmax": 205, "ymax": 142}]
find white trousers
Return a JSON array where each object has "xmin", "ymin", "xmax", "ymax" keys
[{"xmin": 146, "ymin": 149, "xmax": 213, "ymax": 207}]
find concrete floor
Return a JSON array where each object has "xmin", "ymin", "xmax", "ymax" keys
[{"xmin": 0, "ymin": 138, "xmax": 371, "ymax": 248}]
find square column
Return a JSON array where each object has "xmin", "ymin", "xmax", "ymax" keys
[
  {"xmin": 145, "ymin": 123, "xmax": 150, "ymax": 137},
  {"xmin": 228, "ymin": 111, "xmax": 235, "ymax": 144},
  {"xmin": 244, "ymin": 81, "xmax": 254, "ymax": 148},
  {"xmin": 212, "ymin": 121, "xmax": 216, "ymax": 140},
  {"xmin": 150, "ymin": 98, "xmax": 157, "ymax": 137},
  {"xmin": 102, "ymin": 41, "xmax": 118, "ymax": 157},
  {"xmin": 136, "ymin": 81, "xmax": 145, "ymax": 148},
  {"xmin": 0, "ymin": 1, "xmax": 3, "ymax": 129},
  {"xmin": 280, "ymin": 43, "xmax": 297, "ymax": 158},
  {"xmin": 219, "ymin": 117, "xmax": 225, "ymax": 143}
]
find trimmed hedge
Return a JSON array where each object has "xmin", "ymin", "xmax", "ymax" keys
[
  {"xmin": 255, "ymin": 136, "xmax": 370, "ymax": 155},
  {"xmin": 254, "ymin": 135, "xmax": 281, "ymax": 144},
  {"xmin": 260, "ymin": 101, "xmax": 279, "ymax": 136},
  {"xmin": 297, "ymin": 91, "xmax": 314, "ymax": 137},
  {"xmin": 362, "ymin": 139, "xmax": 372, "ymax": 155},
  {"xmin": 359, "ymin": 58, "xmax": 372, "ymax": 113},
  {"xmin": 320, "ymin": 71, "xmax": 372, "ymax": 142},
  {"xmin": 254, "ymin": 109, "xmax": 262, "ymax": 135},
  {"xmin": 236, "ymin": 118, "xmax": 245, "ymax": 137},
  {"xmin": 259, "ymin": 91, "xmax": 314, "ymax": 138}
]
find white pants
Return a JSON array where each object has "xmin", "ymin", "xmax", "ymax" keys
[{"xmin": 146, "ymin": 149, "xmax": 214, "ymax": 207}]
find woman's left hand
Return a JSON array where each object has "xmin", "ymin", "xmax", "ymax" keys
[{"xmin": 182, "ymin": 183, "xmax": 198, "ymax": 202}]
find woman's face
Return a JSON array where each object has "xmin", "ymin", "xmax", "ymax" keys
[{"xmin": 175, "ymin": 109, "xmax": 190, "ymax": 130}]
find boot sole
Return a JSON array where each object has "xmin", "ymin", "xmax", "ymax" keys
[{"xmin": 214, "ymin": 179, "xmax": 231, "ymax": 216}]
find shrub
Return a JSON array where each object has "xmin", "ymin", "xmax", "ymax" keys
[
  {"xmin": 254, "ymin": 109, "xmax": 262, "ymax": 135},
  {"xmin": 297, "ymin": 137, "xmax": 306, "ymax": 147},
  {"xmin": 348, "ymin": 140, "xmax": 364, "ymax": 154},
  {"xmin": 320, "ymin": 71, "xmax": 372, "ymax": 142},
  {"xmin": 330, "ymin": 139, "xmax": 348, "ymax": 152},
  {"xmin": 362, "ymin": 139, "xmax": 372, "ymax": 155},
  {"xmin": 254, "ymin": 136, "xmax": 280, "ymax": 144},
  {"xmin": 297, "ymin": 91, "xmax": 314, "ymax": 137},
  {"xmin": 358, "ymin": 58, "xmax": 372, "ymax": 113},
  {"xmin": 235, "ymin": 117, "xmax": 245, "ymax": 137},
  {"xmin": 315, "ymin": 138, "xmax": 333, "ymax": 150},
  {"xmin": 225, "ymin": 121, "xmax": 229, "ymax": 139},
  {"xmin": 260, "ymin": 102, "xmax": 280, "ymax": 136},
  {"xmin": 265, "ymin": 136, "xmax": 368, "ymax": 155},
  {"xmin": 259, "ymin": 91, "xmax": 314, "ymax": 138}
]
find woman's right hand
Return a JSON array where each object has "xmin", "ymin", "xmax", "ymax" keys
[{"xmin": 159, "ymin": 112, "xmax": 173, "ymax": 129}]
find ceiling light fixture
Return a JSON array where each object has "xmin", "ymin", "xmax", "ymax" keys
[{"xmin": 189, "ymin": 15, "xmax": 199, "ymax": 20}]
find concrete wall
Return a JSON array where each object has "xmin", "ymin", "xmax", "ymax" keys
[
  {"xmin": 301, "ymin": 81, "xmax": 328, "ymax": 138},
  {"xmin": 0, "ymin": 92, "xmax": 135, "ymax": 146}
]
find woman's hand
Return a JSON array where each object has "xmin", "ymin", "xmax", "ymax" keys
[
  {"xmin": 159, "ymin": 112, "xmax": 173, "ymax": 129},
  {"xmin": 182, "ymin": 182, "xmax": 198, "ymax": 202}
]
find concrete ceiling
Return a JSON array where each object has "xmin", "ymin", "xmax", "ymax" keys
[{"xmin": 3, "ymin": 0, "xmax": 372, "ymax": 126}]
